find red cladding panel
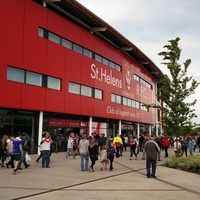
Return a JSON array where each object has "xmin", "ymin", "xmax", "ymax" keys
[
  {"xmin": 23, "ymin": 2, "xmax": 48, "ymax": 72},
  {"xmin": 65, "ymin": 93, "xmax": 81, "ymax": 115},
  {"xmin": 21, "ymin": 85, "xmax": 46, "ymax": 110}
]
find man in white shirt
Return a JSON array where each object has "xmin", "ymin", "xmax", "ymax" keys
[
  {"xmin": 66, "ymin": 133, "xmax": 76, "ymax": 159},
  {"xmin": 41, "ymin": 132, "xmax": 52, "ymax": 168}
]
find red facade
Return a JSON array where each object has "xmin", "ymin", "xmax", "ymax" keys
[{"xmin": 0, "ymin": 0, "xmax": 157, "ymax": 125}]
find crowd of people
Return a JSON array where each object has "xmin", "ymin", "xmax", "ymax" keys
[
  {"xmin": 0, "ymin": 132, "xmax": 30, "ymax": 175},
  {"xmin": 1, "ymin": 131, "xmax": 200, "ymax": 177}
]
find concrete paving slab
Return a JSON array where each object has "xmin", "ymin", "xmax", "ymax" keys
[{"xmin": 0, "ymin": 148, "xmax": 199, "ymax": 200}]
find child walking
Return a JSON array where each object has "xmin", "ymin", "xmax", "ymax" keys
[
  {"xmin": 100, "ymin": 145, "xmax": 108, "ymax": 171},
  {"xmin": 107, "ymin": 142, "xmax": 115, "ymax": 171}
]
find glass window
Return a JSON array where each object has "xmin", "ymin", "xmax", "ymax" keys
[
  {"xmin": 48, "ymin": 32, "xmax": 60, "ymax": 44},
  {"xmin": 38, "ymin": 27, "xmax": 44, "ymax": 37},
  {"xmin": 140, "ymin": 79, "xmax": 145, "ymax": 84},
  {"xmin": 61, "ymin": 38, "xmax": 72, "ymax": 49},
  {"xmin": 83, "ymin": 49, "xmax": 92, "ymax": 58},
  {"xmin": 116, "ymin": 64, "xmax": 121, "ymax": 72},
  {"xmin": 94, "ymin": 89, "xmax": 102, "ymax": 99},
  {"xmin": 47, "ymin": 77, "xmax": 61, "ymax": 90},
  {"xmin": 128, "ymin": 99, "xmax": 132, "ymax": 107},
  {"xmin": 123, "ymin": 97, "xmax": 127, "ymax": 105},
  {"xmin": 102, "ymin": 58, "xmax": 109, "ymax": 66},
  {"xmin": 111, "ymin": 94, "xmax": 115, "ymax": 102},
  {"xmin": 73, "ymin": 44, "xmax": 82, "ymax": 54},
  {"xmin": 136, "ymin": 101, "xmax": 140, "ymax": 109},
  {"xmin": 134, "ymin": 74, "xmax": 139, "ymax": 81},
  {"xmin": 141, "ymin": 104, "xmax": 147, "ymax": 111},
  {"xmin": 116, "ymin": 95, "xmax": 121, "ymax": 104},
  {"xmin": 26, "ymin": 71, "xmax": 42, "ymax": 86},
  {"xmin": 132, "ymin": 100, "xmax": 136, "ymax": 108},
  {"xmin": 81, "ymin": 85, "xmax": 92, "ymax": 97},
  {"xmin": 109, "ymin": 62, "xmax": 115, "ymax": 69},
  {"xmin": 95, "ymin": 54, "xmax": 102, "ymax": 62},
  {"xmin": 7, "ymin": 67, "xmax": 24, "ymax": 83},
  {"xmin": 68, "ymin": 82, "xmax": 80, "ymax": 94}
]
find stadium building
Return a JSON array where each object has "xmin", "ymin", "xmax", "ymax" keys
[{"xmin": 0, "ymin": 0, "xmax": 163, "ymax": 153}]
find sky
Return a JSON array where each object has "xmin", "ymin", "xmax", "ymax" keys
[{"xmin": 77, "ymin": 0, "xmax": 200, "ymax": 124}]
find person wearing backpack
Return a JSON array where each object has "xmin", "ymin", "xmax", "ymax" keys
[{"xmin": 17, "ymin": 132, "xmax": 30, "ymax": 170}]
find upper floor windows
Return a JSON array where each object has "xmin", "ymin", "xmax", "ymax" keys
[
  {"xmin": 111, "ymin": 93, "xmax": 148, "ymax": 111},
  {"xmin": 61, "ymin": 38, "xmax": 72, "ymax": 49},
  {"xmin": 7, "ymin": 67, "xmax": 25, "ymax": 83},
  {"xmin": 39, "ymin": 27, "xmax": 153, "ymax": 89},
  {"xmin": 49, "ymin": 32, "xmax": 60, "ymax": 44},
  {"xmin": 68, "ymin": 82, "xmax": 102, "ymax": 100},
  {"xmin": 7, "ymin": 66, "xmax": 61, "ymax": 91},
  {"xmin": 38, "ymin": 27, "xmax": 121, "ymax": 72},
  {"xmin": 26, "ymin": 71, "xmax": 42, "ymax": 86},
  {"xmin": 134, "ymin": 74, "xmax": 152, "ymax": 89},
  {"xmin": 47, "ymin": 77, "xmax": 61, "ymax": 90}
]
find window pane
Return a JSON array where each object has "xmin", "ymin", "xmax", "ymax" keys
[
  {"xmin": 123, "ymin": 97, "xmax": 127, "ymax": 105},
  {"xmin": 83, "ymin": 49, "xmax": 92, "ymax": 58},
  {"xmin": 109, "ymin": 62, "xmax": 115, "ymax": 69},
  {"xmin": 38, "ymin": 28, "xmax": 44, "ymax": 37},
  {"xmin": 95, "ymin": 54, "xmax": 102, "ymax": 62},
  {"xmin": 95, "ymin": 89, "xmax": 102, "ymax": 99},
  {"xmin": 111, "ymin": 94, "xmax": 115, "ymax": 103},
  {"xmin": 73, "ymin": 44, "xmax": 82, "ymax": 54},
  {"xmin": 141, "ymin": 104, "xmax": 147, "ymax": 111},
  {"xmin": 48, "ymin": 32, "xmax": 60, "ymax": 44},
  {"xmin": 134, "ymin": 74, "xmax": 139, "ymax": 81},
  {"xmin": 81, "ymin": 85, "xmax": 92, "ymax": 97},
  {"xmin": 136, "ymin": 101, "xmax": 140, "ymax": 109},
  {"xmin": 132, "ymin": 100, "xmax": 136, "ymax": 108},
  {"xmin": 26, "ymin": 71, "xmax": 42, "ymax": 86},
  {"xmin": 140, "ymin": 79, "xmax": 145, "ymax": 84},
  {"xmin": 61, "ymin": 38, "xmax": 72, "ymax": 49},
  {"xmin": 68, "ymin": 82, "xmax": 80, "ymax": 94},
  {"xmin": 103, "ymin": 58, "xmax": 109, "ymax": 66},
  {"xmin": 116, "ymin": 95, "xmax": 121, "ymax": 104},
  {"xmin": 116, "ymin": 64, "xmax": 121, "ymax": 72},
  {"xmin": 7, "ymin": 67, "xmax": 24, "ymax": 83},
  {"xmin": 47, "ymin": 77, "xmax": 61, "ymax": 90},
  {"xmin": 128, "ymin": 99, "xmax": 132, "ymax": 107}
]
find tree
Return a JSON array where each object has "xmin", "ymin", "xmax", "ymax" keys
[{"xmin": 157, "ymin": 37, "xmax": 199, "ymax": 137}]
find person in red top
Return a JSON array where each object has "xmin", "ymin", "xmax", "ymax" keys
[{"xmin": 161, "ymin": 137, "xmax": 171, "ymax": 158}]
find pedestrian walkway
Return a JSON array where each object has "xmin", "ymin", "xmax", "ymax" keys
[{"xmin": 0, "ymin": 148, "xmax": 199, "ymax": 200}]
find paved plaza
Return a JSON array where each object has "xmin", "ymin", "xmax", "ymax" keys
[{"xmin": 0, "ymin": 148, "xmax": 199, "ymax": 200}]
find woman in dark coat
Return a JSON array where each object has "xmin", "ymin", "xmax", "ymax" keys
[{"xmin": 88, "ymin": 138, "xmax": 99, "ymax": 172}]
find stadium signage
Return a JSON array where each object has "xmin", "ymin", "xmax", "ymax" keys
[{"xmin": 90, "ymin": 64, "xmax": 122, "ymax": 88}]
